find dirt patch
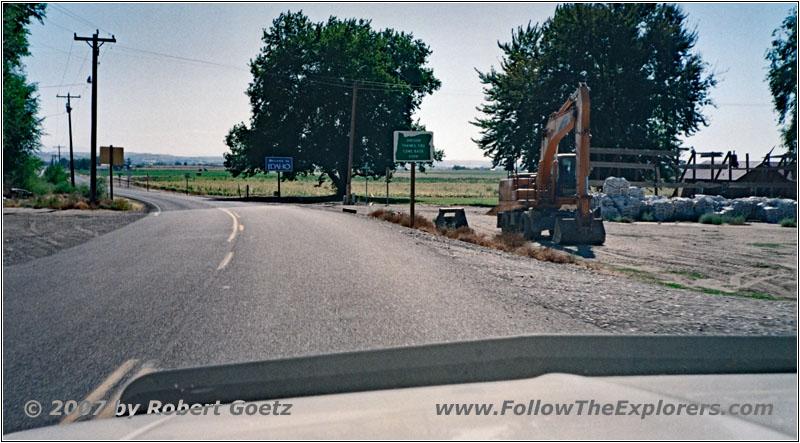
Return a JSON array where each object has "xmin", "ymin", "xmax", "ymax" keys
[
  {"xmin": 2, "ymin": 207, "xmax": 147, "ymax": 266},
  {"xmin": 359, "ymin": 202, "xmax": 798, "ymax": 300}
]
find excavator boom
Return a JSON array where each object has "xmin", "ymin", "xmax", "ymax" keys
[{"xmin": 496, "ymin": 83, "xmax": 605, "ymax": 245}]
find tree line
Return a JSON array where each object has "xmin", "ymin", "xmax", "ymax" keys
[{"xmin": 4, "ymin": 5, "xmax": 796, "ymax": 194}]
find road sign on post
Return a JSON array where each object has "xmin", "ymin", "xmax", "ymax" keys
[
  {"xmin": 266, "ymin": 157, "xmax": 293, "ymax": 198},
  {"xmin": 394, "ymin": 132, "xmax": 433, "ymax": 228},
  {"xmin": 393, "ymin": 131, "xmax": 434, "ymax": 162},
  {"xmin": 100, "ymin": 145, "xmax": 123, "ymax": 200},
  {"xmin": 265, "ymin": 157, "xmax": 293, "ymax": 172}
]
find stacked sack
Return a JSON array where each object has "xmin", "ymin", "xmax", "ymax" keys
[
  {"xmin": 671, "ymin": 198, "xmax": 694, "ymax": 221},
  {"xmin": 590, "ymin": 177, "xmax": 797, "ymax": 223},
  {"xmin": 603, "ymin": 177, "xmax": 629, "ymax": 198},
  {"xmin": 692, "ymin": 195, "xmax": 716, "ymax": 218}
]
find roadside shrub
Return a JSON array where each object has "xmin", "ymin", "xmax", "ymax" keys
[
  {"xmin": 699, "ymin": 213, "xmax": 724, "ymax": 225},
  {"xmin": 368, "ymin": 209, "xmax": 436, "ymax": 233},
  {"xmin": 44, "ymin": 164, "xmax": 68, "ymax": 184},
  {"xmin": 641, "ymin": 211, "xmax": 655, "ymax": 222},
  {"xmin": 76, "ymin": 184, "xmax": 91, "ymax": 199},
  {"xmin": 25, "ymin": 179, "xmax": 52, "ymax": 196},
  {"xmin": 699, "ymin": 213, "xmax": 747, "ymax": 225},
  {"xmin": 493, "ymin": 232, "xmax": 527, "ymax": 249},
  {"xmin": 53, "ymin": 181, "xmax": 75, "ymax": 194},
  {"xmin": 98, "ymin": 197, "xmax": 132, "ymax": 211},
  {"xmin": 726, "ymin": 215, "xmax": 747, "ymax": 225},
  {"xmin": 611, "ymin": 216, "xmax": 634, "ymax": 223},
  {"xmin": 779, "ymin": 217, "xmax": 797, "ymax": 227}
]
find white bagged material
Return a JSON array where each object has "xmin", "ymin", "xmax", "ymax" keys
[
  {"xmin": 588, "ymin": 177, "xmax": 796, "ymax": 223},
  {"xmin": 601, "ymin": 207, "xmax": 621, "ymax": 220},
  {"xmin": 651, "ymin": 199, "xmax": 675, "ymax": 221},
  {"xmin": 672, "ymin": 198, "xmax": 694, "ymax": 220},
  {"xmin": 628, "ymin": 186, "xmax": 646, "ymax": 200},
  {"xmin": 760, "ymin": 206, "xmax": 783, "ymax": 223},
  {"xmin": 603, "ymin": 177, "xmax": 629, "ymax": 198}
]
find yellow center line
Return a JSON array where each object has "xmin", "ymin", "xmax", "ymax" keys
[
  {"xmin": 61, "ymin": 359, "xmax": 138, "ymax": 424},
  {"xmin": 218, "ymin": 208, "xmax": 239, "ymax": 242},
  {"xmin": 217, "ymin": 251, "xmax": 234, "ymax": 270},
  {"xmin": 96, "ymin": 361, "xmax": 157, "ymax": 420}
]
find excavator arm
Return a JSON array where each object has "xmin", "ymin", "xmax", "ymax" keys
[
  {"xmin": 540, "ymin": 83, "xmax": 604, "ymax": 245},
  {"xmin": 535, "ymin": 84, "xmax": 591, "ymax": 204}
]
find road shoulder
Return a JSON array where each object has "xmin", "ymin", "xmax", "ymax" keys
[{"xmin": 2, "ymin": 207, "xmax": 148, "ymax": 266}]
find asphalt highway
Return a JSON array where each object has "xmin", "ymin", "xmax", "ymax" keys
[{"xmin": 3, "ymin": 185, "xmax": 602, "ymax": 433}]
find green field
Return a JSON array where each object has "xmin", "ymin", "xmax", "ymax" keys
[{"xmin": 84, "ymin": 167, "xmax": 504, "ymax": 206}]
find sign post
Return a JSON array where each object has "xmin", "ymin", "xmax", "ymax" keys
[
  {"xmin": 184, "ymin": 173, "xmax": 191, "ymax": 194},
  {"xmin": 265, "ymin": 157, "xmax": 293, "ymax": 198},
  {"xmin": 385, "ymin": 167, "xmax": 391, "ymax": 205},
  {"xmin": 393, "ymin": 131, "xmax": 433, "ymax": 229},
  {"xmin": 100, "ymin": 145, "xmax": 123, "ymax": 200}
]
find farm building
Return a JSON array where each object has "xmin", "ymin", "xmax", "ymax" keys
[{"xmin": 680, "ymin": 152, "xmax": 796, "ymax": 199}]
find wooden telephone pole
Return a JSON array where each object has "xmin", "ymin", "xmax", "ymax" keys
[
  {"xmin": 57, "ymin": 93, "xmax": 80, "ymax": 187},
  {"xmin": 345, "ymin": 82, "xmax": 358, "ymax": 205},
  {"xmin": 74, "ymin": 30, "xmax": 115, "ymax": 204}
]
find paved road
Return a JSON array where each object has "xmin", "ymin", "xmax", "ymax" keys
[{"xmin": 3, "ymin": 185, "xmax": 601, "ymax": 433}]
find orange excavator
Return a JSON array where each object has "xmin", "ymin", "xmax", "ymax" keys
[{"xmin": 496, "ymin": 83, "xmax": 605, "ymax": 245}]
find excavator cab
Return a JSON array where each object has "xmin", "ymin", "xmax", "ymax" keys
[{"xmin": 555, "ymin": 154, "xmax": 577, "ymax": 197}]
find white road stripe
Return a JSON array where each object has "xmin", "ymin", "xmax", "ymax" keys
[
  {"xmin": 150, "ymin": 201, "xmax": 162, "ymax": 216},
  {"xmin": 217, "ymin": 251, "xmax": 234, "ymax": 270},
  {"xmin": 61, "ymin": 359, "xmax": 138, "ymax": 424}
]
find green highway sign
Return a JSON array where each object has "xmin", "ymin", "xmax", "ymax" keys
[{"xmin": 393, "ymin": 131, "xmax": 434, "ymax": 162}]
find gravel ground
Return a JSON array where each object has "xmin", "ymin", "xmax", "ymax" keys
[
  {"xmin": 360, "ymin": 203, "xmax": 798, "ymax": 300},
  {"xmin": 319, "ymin": 202, "xmax": 796, "ymax": 335},
  {"xmin": 2, "ymin": 207, "xmax": 147, "ymax": 266}
]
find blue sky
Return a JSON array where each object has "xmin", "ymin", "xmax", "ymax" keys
[{"xmin": 25, "ymin": 2, "xmax": 797, "ymax": 163}]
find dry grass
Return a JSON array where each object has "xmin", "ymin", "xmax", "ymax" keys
[
  {"xmin": 368, "ymin": 209, "xmax": 437, "ymax": 233},
  {"xmin": 4, "ymin": 194, "xmax": 140, "ymax": 211},
  {"xmin": 369, "ymin": 209, "xmax": 577, "ymax": 265},
  {"xmin": 132, "ymin": 171, "xmax": 500, "ymax": 200}
]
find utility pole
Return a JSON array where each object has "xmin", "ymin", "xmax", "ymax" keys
[
  {"xmin": 74, "ymin": 30, "xmax": 115, "ymax": 204},
  {"xmin": 56, "ymin": 145, "xmax": 62, "ymax": 162},
  {"xmin": 57, "ymin": 93, "xmax": 80, "ymax": 187},
  {"xmin": 345, "ymin": 82, "xmax": 358, "ymax": 205}
]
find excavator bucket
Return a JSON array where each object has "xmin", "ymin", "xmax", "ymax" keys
[{"xmin": 552, "ymin": 217, "xmax": 606, "ymax": 245}]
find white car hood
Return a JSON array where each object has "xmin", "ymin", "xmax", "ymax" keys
[{"xmin": 7, "ymin": 372, "xmax": 796, "ymax": 440}]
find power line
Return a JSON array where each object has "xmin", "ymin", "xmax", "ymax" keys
[
  {"xmin": 56, "ymin": 40, "xmax": 74, "ymax": 95},
  {"xmin": 51, "ymin": 4, "xmax": 113, "ymax": 35},
  {"xmin": 114, "ymin": 45, "xmax": 248, "ymax": 71}
]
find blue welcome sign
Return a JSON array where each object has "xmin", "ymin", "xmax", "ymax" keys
[{"xmin": 265, "ymin": 157, "xmax": 293, "ymax": 172}]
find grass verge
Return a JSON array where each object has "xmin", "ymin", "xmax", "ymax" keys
[{"xmin": 611, "ymin": 266, "xmax": 789, "ymax": 301}]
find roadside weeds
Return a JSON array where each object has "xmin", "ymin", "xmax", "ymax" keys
[{"xmin": 368, "ymin": 209, "xmax": 584, "ymax": 266}]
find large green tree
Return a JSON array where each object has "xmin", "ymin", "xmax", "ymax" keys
[
  {"xmin": 3, "ymin": 3, "xmax": 46, "ymax": 190},
  {"xmin": 224, "ymin": 11, "xmax": 441, "ymax": 194},
  {"xmin": 766, "ymin": 9, "xmax": 797, "ymax": 156},
  {"xmin": 473, "ymin": 4, "xmax": 716, "ymax": 179}
]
